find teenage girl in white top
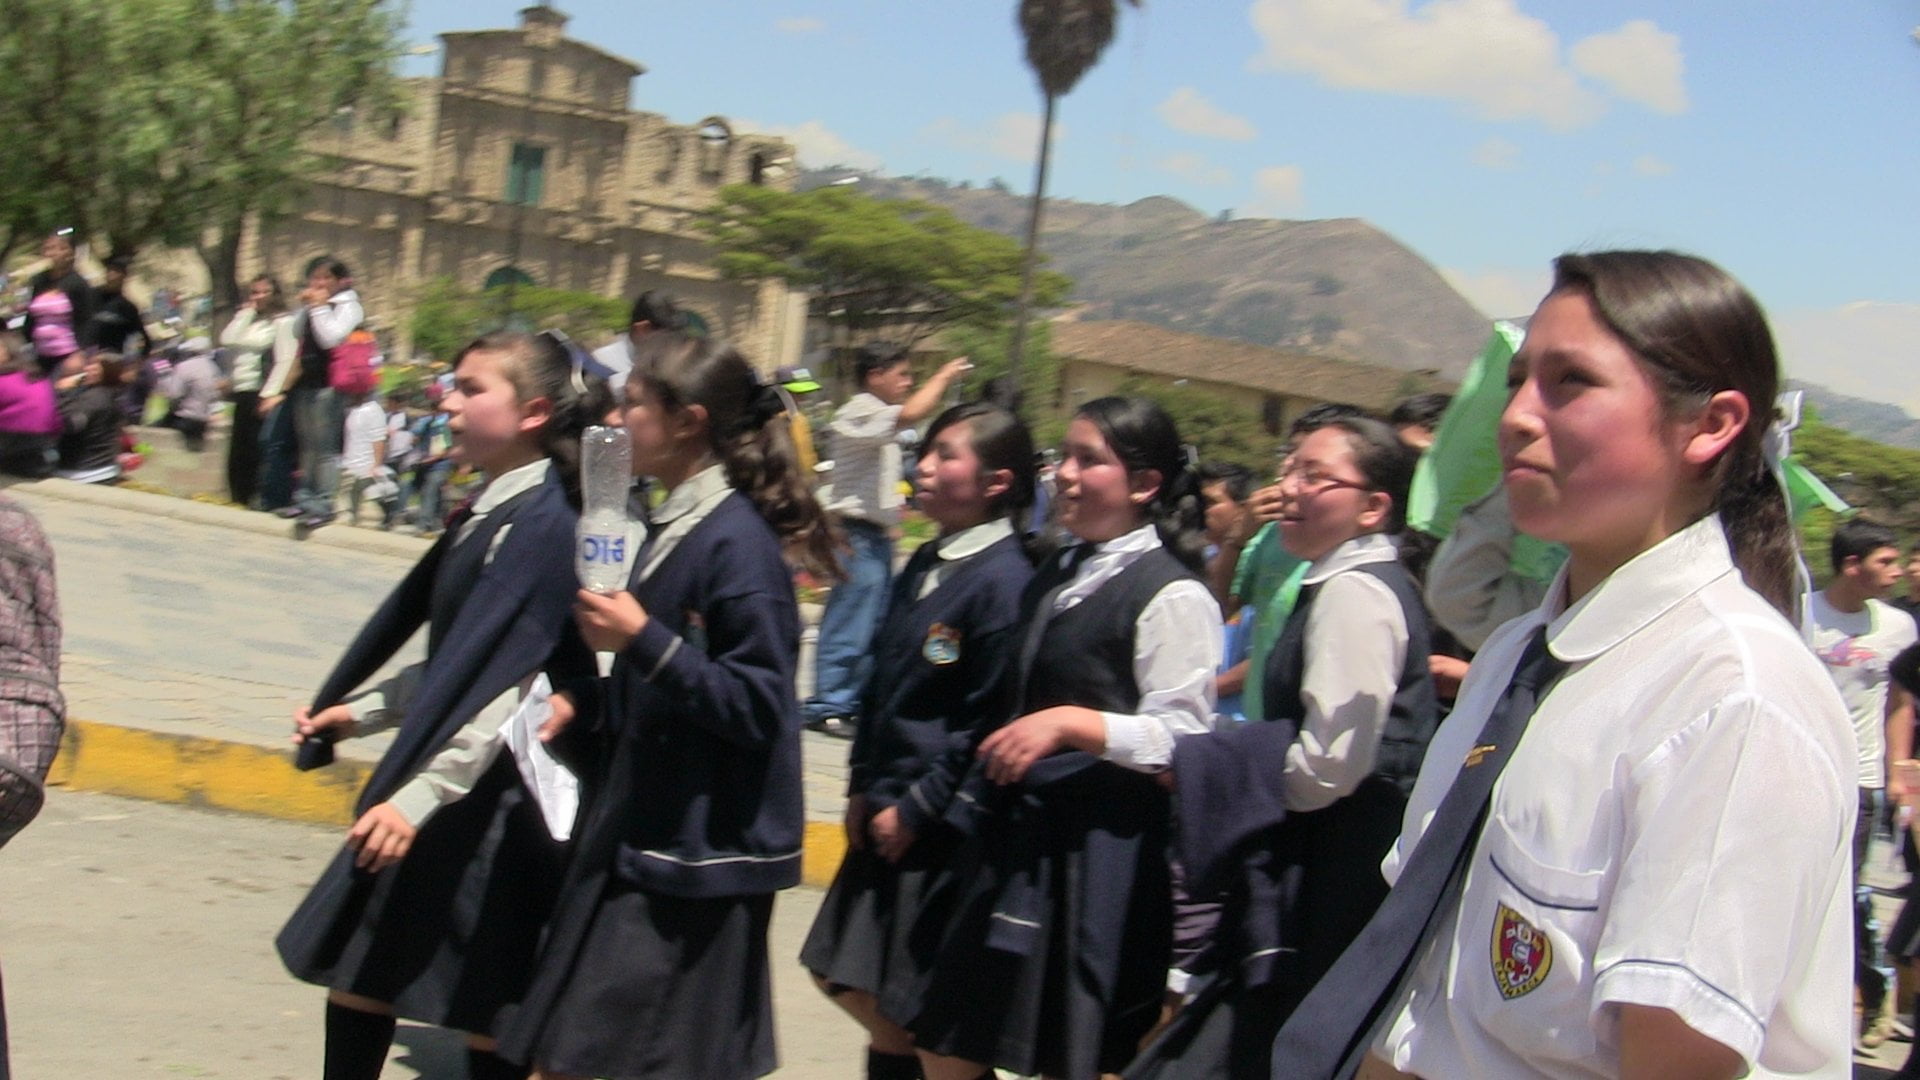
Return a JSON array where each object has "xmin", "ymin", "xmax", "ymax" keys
[{"xmin": 1348, "ymin": 252, "xmax": 1855, "ymax": 1079}]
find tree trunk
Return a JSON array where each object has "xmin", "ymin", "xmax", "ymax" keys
[
  {"xmin": 198, "ymin": 216, "xmax": 246, "ymax": 336},
  {"xmin": 1006, "ymin": 91, "xmax": 1058, "ymax": 421}
]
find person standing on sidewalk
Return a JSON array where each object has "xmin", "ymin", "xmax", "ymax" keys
[
  {"xmin": 0, "ymin": 494, "xmax": 64, "ymax": 1080},
  {"xmin": 1804, "ymin": 517, "xmax": 1918, "ymax": 1051},
  {"xmin": 280, "ymin": 257, "xmax": 364, "ymax": 530},
  {"xmin": 805, "ymin": 344, "xmax": 970, "ymax": 737},
  {"xmin": 219, "ymin": 276, "xmax": 290, "ymax": 507}
]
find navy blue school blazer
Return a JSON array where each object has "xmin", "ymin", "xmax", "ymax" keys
[
  {"xmin": 583, "ymin": 490, "xmax": 805, "ymax": 899},
  {"xmin": 847, "ymin": 533, "xmax": 1033, "ymax": 837}
]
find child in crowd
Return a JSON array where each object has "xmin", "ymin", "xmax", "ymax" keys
[
  {"xmin": 339, "ymin": 388, "xmax": 390, "ymax": 527},
  {"xmin": 803, "ymin": 402, "xmax": 1038, "ymax": 1080},
  {"xmin": 1271, "ymin": 251, "xmax": 1855, "ymax": 1079},
  {"xmin": 54, "ymin": 352, "xmax": 126, "ymax": 484},
  {"xmin": 898, "ymin": 395, "xmax": 1220, "ymax": 1080},
  {"xmin": 499, "ymin": 332, "xmax": 837, "ymax": 1080},
  {"xmin": 277, "ymin": 330, "xmax": 609, "ymax": 1080},
  {"xmin": 0, "ymin": 333, "xmax": 59, "ymax": 478},
  {"xmin": 161, "ymin": 337, "xmax": 221, "ymax": 452}
]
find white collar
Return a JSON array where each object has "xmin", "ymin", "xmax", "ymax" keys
[
  {"xmin": 474, "ymin": 459, "xmax": 551, "ymax": 515},
  {"xmin": 938, "ymin": 518, "xmax": 1015, "ymax": 561},
  {"xmin": 1090, "ymin": 521, "xmax": 1161, "ymax": 557},
  {"xmin": 1545, "ymin": 513, "xmax": 1737, "ymax": 662},
  {"xmin": 652, "ymin": 462, "xmax": 731, "ymax": 525},
  {"xmin": 1302, "ymin": 532, "xmax": 1399, "ymax": 585}
]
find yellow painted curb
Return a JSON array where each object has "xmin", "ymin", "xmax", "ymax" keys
[
  {"xmin": 47, "ymin": 719, "xmax": 850, "ymax": 887},
  {"xmin": 47, "ymin": 720, "xmax": 370, "ymax": 826}
]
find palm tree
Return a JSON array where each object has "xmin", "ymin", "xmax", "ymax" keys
[{"xmin": 1007, "ymin": 0, "xmax": 1138, "ymax": 412}]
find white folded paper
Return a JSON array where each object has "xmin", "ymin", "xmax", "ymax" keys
[{"xmin": 500, "ymin": 673, "xmax": 580, "ymax": 841}]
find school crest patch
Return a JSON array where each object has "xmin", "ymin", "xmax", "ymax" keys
[
  {"xmin": 922, "ymin": 623, "xmax": 962, "ymax": 665},
  {"xmin": 1491, "ymin": 903, "xmax": 1552, "ymax": 999}
]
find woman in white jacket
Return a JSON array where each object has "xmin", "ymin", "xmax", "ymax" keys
[{"xmin": 219, "ymin": 276, "xmax": 295, "ymax": 508}]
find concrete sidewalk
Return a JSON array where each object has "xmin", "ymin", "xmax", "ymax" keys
[{"xmin": 4, "ymin": 476, "xmax": 851, "ymax": 884}]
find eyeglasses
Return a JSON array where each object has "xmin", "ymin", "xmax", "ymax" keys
[{"xmin": 1277, "ymin": 462, "xmax": 1373, "ymax": 495}]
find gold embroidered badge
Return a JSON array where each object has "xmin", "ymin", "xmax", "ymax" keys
[{"xmin": 1491, "ymin": 903, "xmax": 1552, "ymax": 999}]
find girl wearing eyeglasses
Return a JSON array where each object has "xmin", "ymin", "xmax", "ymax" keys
[
  {"xmin": 277, "ymin": 331, "xmax": 612, "ymax": 1080},
  {"xmin": 1130, "ymin": 414, "xmax": 1439, "ymax": 1079}
]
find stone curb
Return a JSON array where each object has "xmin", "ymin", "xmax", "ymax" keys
[
  {"xmin": 0, "ymin": 477, "xmax": 434, "ymax": 560},
  {"xmin": 47, "ymin": 718, "xmax": 849, "ymax": 888}
]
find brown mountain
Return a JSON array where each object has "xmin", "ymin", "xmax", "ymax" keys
[{"xmin": 818, "ymin": 172, "xmax": 1492, "ymax": 379}]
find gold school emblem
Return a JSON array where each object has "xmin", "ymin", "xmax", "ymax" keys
[{"xmin": 1491, "ymin": 903, "xmax": 1552, "ymax": 999}]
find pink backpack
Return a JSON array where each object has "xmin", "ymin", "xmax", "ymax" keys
[{"xmin": 329, "ymin": 329, "xmax": 379, "ymax": 397}]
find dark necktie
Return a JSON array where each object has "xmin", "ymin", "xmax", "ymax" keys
[{"xmin": 1271, "ymin": 625, "xmax": 1569, "ymax": 1079}]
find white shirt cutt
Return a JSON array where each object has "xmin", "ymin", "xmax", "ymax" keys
[
  {"xmin": 218, "ymin": 308, "xmax": 278, "ymax": 394},
  {"xmin": 345, "ymin": 458, "xmax": 556, "ymax": 828},
  {"xmin": 1048, "ymin": 523, "xmax": 1220, "ymax": 772},
  {"xmin": 823, "ymin": 391, "xmax": 904, "ymax": 528},
  {"xmin": 1374, "ymin": 514, "xmax": 1856, "ymax": 1079},
  {"xmin": 1282, "ymin": 532, "xmax": 1410, "ymax": 812},
  {"xmin": 340, "ymin": 400, "xmax": 387, "ymax": 478},
  {"xmin": 1426, "ymin": 486, "xmax": 1551, "ymax": 652},
  {"xmin": 1803, "ymin": 591, "xmax": 1919, "ymax": 789}
]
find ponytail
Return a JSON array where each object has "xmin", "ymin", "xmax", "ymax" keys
[
  {"xmin": 1719, "ymin": 435, "xmax": 1799, "ymax": 620},
  {"xmin": 632, "ymin": 332, "xmax": 840, "ymax": 580},
  {"xmin": 1150, "ymin": 461, "xmax": 1209, "ymax": 574}
]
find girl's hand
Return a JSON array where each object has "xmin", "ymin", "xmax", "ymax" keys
[
  {"xmin": 347, "ymin": 802, "xmax": 416, "ymax": 872},
  {"xmin": 536, "ymin": 689, "xmax": 576, "ymax": 743},
  {"xmin": 574, "ymin": 589, "xmax": 649, "ymax": 652},
  {"xmin": 869, "ymin": 805, "xmax": 916, "ymax": 863},
  {"xmin": 844, "ymin": 793, "xmax": 869, "ymax": 852},
  {"xmin": 979, "ymin": 707, "xmax": 1077, "ymax": 785},
  {"xmin": 1428, "ymin": 654, "xmax": 1470, "ymax": 700},
  {"xmin": 293, "ymin": 704, "xmax": 356, "ymax": 745}
]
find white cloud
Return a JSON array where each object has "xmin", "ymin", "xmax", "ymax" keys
[
  {"xmin": 738, "ymin": 118, "xmax": 882, "ymax": 171},
  {"xmin": 1473, "ymin": 137, "xmax": 1521, "ymax": 170},
  {"xmin": 1155, "ymin": 87, "xmax": 1258, "ymax": 141},
  {"xmin": 1440, "ymin": 265, "xmax": 1552, "ymax": 320},
  {"xmin": 775, "ymin": 16, "xmax": 824, "ymax": 34},
  {"xmin": 1246, "ymin": 0, "xmax": 1687, "ymax": 131},
  {"xmin": 1632, "ymin": 154, "xmax": 1673, "ymax": 177},
  {"xmin": 1775, "ymin": 302, "xmax": 1920, "ymax": 416},
  {"xmin": 922, "ymin": 113, "xmax": 1057, "ymax": 161},
  {"xmin": 1158, "ymin": 152, "xmax": 1234, "ymax": 186},
  {"xmin": 1570, "ymin": 19, "xmax": 1687, "ymax": 114},
  {"xmin": 1243, "ymin": 165, "xmax": 1306, "ymax": 217}
]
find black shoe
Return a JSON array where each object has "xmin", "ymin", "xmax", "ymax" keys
[
  {"xmin": 807, "ymin": 715, "xmax": 856, "ymax": 739},
  {"xmin": 297, "ymin": 511, "xmax": 336, "ymax": 530},
  {"xmin": 272, "ymin": 505, "xmax": 305, "ymax": 519}
]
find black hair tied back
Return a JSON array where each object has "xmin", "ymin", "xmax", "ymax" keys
[{"xmin": 744, "ymin": 380, "xmax": 788, "ymax": 434}]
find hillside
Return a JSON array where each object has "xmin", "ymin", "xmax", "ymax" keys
[
  {"xmin": 1788, "ymin": 380, "xmax": 1920, "ymax": 449},
  {"xmin": 813, "ymin": 171, "xmax": 1490, "ymax": 380}
]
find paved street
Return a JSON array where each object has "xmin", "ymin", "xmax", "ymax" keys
[
  {"xmin": 1, "ymin": 479, "xmax": 848, "ymax": 818},
  {"xmin": 0, "ymin": 790, "xmax": 863, "ymax": 1078}
]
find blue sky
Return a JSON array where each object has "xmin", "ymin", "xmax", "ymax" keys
[{"xmin": 402, "ymin": 1, "xmax": 1920, "ymax": 410}]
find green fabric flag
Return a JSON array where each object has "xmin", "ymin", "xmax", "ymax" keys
[
  {"xmin": 1784, "ymin": 456, "xmax": 1848, "ymax": 518},
  {"xmin": 1242, "ymin": 558, "xmax": 1308, "ymax": 725},
  {"xmin": 1407, "ymin": 322, "xmax": 1525, "ymax": 540}
]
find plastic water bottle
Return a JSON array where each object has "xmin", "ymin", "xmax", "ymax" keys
[{"xmin": 577, "ymin": 426, "xmax": 632, "ymax": 593}]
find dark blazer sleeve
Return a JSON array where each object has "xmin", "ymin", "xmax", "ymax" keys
[
  {"xmin": 896, "ymin": 615, "xmax": 1022, "ymax": 836},
  {"xmin": 309, "ymin": 536, "xmax": 448, "ymax": 711},
  {"xmin": 622, "ymin": 565, "xmax": 797, "ymax": 751}
]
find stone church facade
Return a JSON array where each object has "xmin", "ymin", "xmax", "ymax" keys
[{"xmin": 249, "ymin": 4, "xmax": 805, "ymax": 367}]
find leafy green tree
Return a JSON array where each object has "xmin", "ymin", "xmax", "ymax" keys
[
  {"xmin": 0, "ymin": 0, "xmax": 404, "ymax": 308},
  {"xmin": 408, "ymin": 277, "xmax": 629, "ymax": 363},
  {"xmin": 1118, "ymin": 376, "xmax": 1283, "ymax": 473},
  {"xmin": 699, "ymin": 183, "xmax": 1070, "ymax": 348},
  {"xmin": 1792, "ymin": 414, "xmax": 1920, "ymax": 535},
  {"xmin": 943, "ymin": 320, "xmax": 1063, "ymax": 426}
]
